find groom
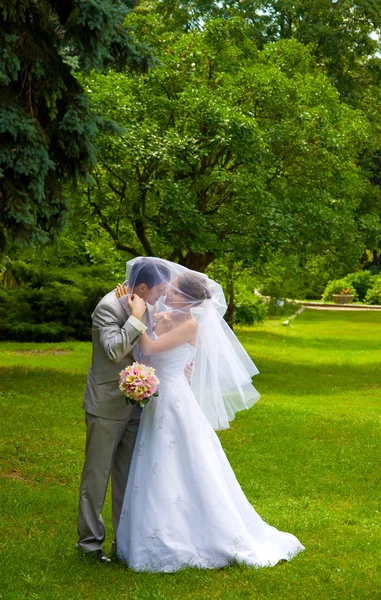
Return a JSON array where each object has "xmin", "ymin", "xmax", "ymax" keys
[{"xmin": 77, "ymin": 258, "xmax": 170, "ymax": 563}]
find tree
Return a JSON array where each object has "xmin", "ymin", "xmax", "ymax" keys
[
  {"xmin": 0, "ymin": 0, "xmax": 153, "ymax": 254},
  {"xmin": 152, "ymin": 0, "xmax": 381, "ymax": 94},
  {"xmin": 148, "ymin": 0, "xmax": 381, "ymax": 265},
  {"xmin": 74, "ymin": 16, "xmax": 371, "ymax": 271}
]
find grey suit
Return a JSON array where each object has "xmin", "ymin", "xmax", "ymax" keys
[{"xmin": 77, "ymin": 291, "xmax": 148, "ymax": 553}]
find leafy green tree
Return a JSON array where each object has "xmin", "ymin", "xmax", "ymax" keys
[
  {"xmin": 75, "ymin": 16, "xmax": 370, "ymax": 271},
  {"xmin": 149, "ymin": 0, "xmax": 381, "ymax": 265},
  {"xmin": 0, "ymin": 0, "xmax": 152, "ymax": 254},
  {"xmin": 153, "ymin": 0, "xmax": 381, "ymax": 95}
]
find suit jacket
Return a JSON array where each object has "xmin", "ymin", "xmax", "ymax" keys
[{"xmin": 83, "ymin": 291, "xmax": 148, "ymax": 420}]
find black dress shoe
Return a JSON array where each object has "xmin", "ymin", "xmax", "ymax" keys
[{"xmin": 84, "ymin": 550, "xmax": 112, "ymax": 564}]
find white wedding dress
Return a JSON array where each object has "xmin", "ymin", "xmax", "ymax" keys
[{"xmin": 116, "ymin": 341, "xmax": 304, "ymax": 572}]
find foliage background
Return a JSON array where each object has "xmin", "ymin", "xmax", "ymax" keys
[{"xmin": 2, "ymin": 0, "xmax": 381, "ymax": 335}]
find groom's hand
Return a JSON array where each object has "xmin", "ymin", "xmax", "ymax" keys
[{"xmin": 128, "ymin": 294, "xmax": 147, "ymax": 321}]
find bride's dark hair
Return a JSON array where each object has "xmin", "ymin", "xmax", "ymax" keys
[{"xmin": 178, "ymin": 272, "xmax": 211, "ymax": 305}]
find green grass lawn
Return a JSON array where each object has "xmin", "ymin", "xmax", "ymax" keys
[{"xmin": 1, "ymin": 310, "xmax": 380, "ymax": 599}]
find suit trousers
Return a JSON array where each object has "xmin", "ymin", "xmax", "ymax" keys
[{"xmin": 77, "ymin": 406, "xmax": 141, "ymax": 553}]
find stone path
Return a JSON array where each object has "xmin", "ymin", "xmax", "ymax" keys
[{"xmin": 296, "ymin": 301, "xmax": 381, "ymax": 311}]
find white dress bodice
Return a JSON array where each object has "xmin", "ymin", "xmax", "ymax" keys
[{"xmin": 149, "ymin": 342, "xmax": 195, "ymax": 380}]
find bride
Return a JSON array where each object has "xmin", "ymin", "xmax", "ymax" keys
[{"xmin": 116, "ymin": 258, "xmax": 304, "ymax": 572}]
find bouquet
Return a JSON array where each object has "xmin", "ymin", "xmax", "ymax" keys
[{"xmin": 119, "ymin": 362, "xmax": 160, "ymax": 407}]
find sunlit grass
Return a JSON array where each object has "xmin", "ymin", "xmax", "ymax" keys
[{"xmin": 1, "ymin": 310, "xmax": 380, "ymax": 599}]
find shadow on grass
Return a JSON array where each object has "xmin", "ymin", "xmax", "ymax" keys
[
  {"xmin": 1, "ymin": 344, "xmax": 380, "ymax": 408},
  {"xmin": 239, "ymin": 329, "xmax": 381, "ymax": 353},
  {"xmin": 250, "ymin": 357, "xmax": 380, "ymax": 398},
  {"xmin": 0, "ymin": 365, "xmax": 87, "ymax": 396}
]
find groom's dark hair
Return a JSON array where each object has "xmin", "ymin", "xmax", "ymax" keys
[{"xmin": 129, "ymin": 259, "xmax": 171, "ymax": 289}]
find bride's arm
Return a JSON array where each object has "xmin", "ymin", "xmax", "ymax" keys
[{"xmin": 140, "ymin": 320, "xmax": 198, "ymax": 356}]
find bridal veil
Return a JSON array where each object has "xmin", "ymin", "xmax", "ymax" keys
[{"xmin": 126, "ymin": 257, "xmax": 260, "ymax": 430}]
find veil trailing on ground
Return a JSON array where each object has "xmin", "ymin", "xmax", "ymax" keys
[{"xmin": 125, "ymin": 257, "xmax": 260, "ymax": 430}]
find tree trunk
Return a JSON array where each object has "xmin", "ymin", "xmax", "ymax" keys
[
  {"xmin": 226, "ymin": 275, "xmax": 235, "ymax": 330},
  {"xmin": 181, "ymin": 251, "xmax": 215, "ymax": 272}
]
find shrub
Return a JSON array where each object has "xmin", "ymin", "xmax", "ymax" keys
[
  {"xmin": 344, "ymin": 271, "xmax": 373, "ymax": 302},
  {"xmin": 234, "ymin": 295, "xmax": 268, "ymax": 325},
  {"xmin": 321, "ymin": 279, "xmax": 358, "ymax": 303},
  {"xmin": 321, "ymin": 270, "xmax": 376, "ymax": 303},
  {"xmin": 0, "ymin": 321, "xmax": 71, "ymax": 343},
  {"xmin": 0, "ymin": 265, "xmax": 116, "ymax": 342},
  {"xmin": 265, "ymin": 298, "xmax": 295, "ymax": 317},
  {"xmin": 364, "ymin": 276, "xmax": 381, "ymax": 305}
]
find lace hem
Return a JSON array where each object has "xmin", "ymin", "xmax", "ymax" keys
[{"xmin": 117, "ymin": 545, "xmax": 305, "ymax": 573}]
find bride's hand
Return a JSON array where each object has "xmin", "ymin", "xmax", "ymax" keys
[
  {"xmin": 154, "ymin": 312, "xmax": 171, "ymax": 332},
  {"xmin": 116, "ymin": 283, "xmax": 128, "ymax": 299}
]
